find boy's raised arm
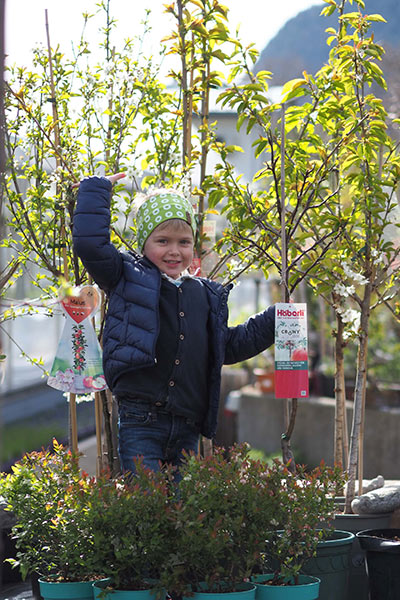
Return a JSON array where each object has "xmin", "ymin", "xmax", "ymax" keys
[{"xmin": 72, "ymin": 174, "xmax": 126, "ymax": 291}]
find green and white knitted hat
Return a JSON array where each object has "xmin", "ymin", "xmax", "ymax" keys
[{"xmin": 136, "ymin": 190, "xmax": 197, "ymax": 252}]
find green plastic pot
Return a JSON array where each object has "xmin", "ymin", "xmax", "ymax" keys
[
  {"xmin": 252, "ymin": 574, "xmax": 320, "ymax": 600},
  {"xmin": 39, "ymin": 577, "xmax": 109, "ymax": 600},
  {"xmin": 302, "ymin": 529, "xmax": 355, "ymax": 600},
  {"xmin": 183, "ymin": 582, "xmax": 256, "ymax": 600},
  {"xmin": 93, "ymin": 580, "xmax": 166, "ymax": 600}
]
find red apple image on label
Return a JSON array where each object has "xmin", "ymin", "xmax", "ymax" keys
[
  {"xmin": 83, "ymin": 376, "xmax": 93, "ymax": 388},
  {"xmin": 291, "ymin": 348, "xmax": 308, "ymax": 361},
  {"xmin": 82, "ymin": 375, "xmax": 106, "ymax": 391},
  {"xmin": 92, "ymin": 375, "xmax": 106, "ymax": 390}
]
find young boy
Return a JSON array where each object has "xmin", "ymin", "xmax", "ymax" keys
[{"xmin": 73, "ymin": 174, "xmax": 275, "ymax": 475}]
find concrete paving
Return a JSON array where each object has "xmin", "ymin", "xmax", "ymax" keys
[{"xmin": 0, "ymin": 581, "xmax": 33, "ymax": 600}]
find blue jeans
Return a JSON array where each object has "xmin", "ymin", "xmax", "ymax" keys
[{"xmin": 117, "ymin": 401, "xmax": 201, "ymax": 478}]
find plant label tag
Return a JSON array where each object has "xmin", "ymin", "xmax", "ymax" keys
[
  {"xmin": 274, "ymin": 302, "xmax": 309, "ymax": 399},
  {"xmin": 61, "ymin": 285, "xmax": 100, "ymax": 323},
  {"xmin": 48, "ymin": 285, "xmax": 107, "ymax": 395}
]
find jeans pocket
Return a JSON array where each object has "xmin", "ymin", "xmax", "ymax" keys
[{"xmin": 119, "ymin": 404, "xmax": 152, "ymax": 426}]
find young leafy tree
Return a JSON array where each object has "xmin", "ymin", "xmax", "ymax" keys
[
  {"xmin": 203, "ymin": 0, "xmax": 400, "ymax": 488},
  {"xmin": 1, "ymin": 3, "xmax": 185, "ymax": 469},
  {"xmin": 304, "ymin": 0, "xmax": 400, "ymax": 510},
  {"xmin": 202, "ymin": 31, "xmax": 349, "ymax": 468},
  {"xmin": 2, "ymin": 7, "xmax": 183, "ymax": 300},
  {"xmin": 269, "ymin": 0, "xmax": 400, "ymax": 508},
  {"xmin": 0, "ymin": 0, "xmax": 242, "ymax": 464},
  {"xmin": 162, "ymin": 0, "xmax": 233, "ymax": 261}
]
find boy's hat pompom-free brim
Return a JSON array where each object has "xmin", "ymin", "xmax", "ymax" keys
[{"xmin": 136, "ymin": 191, "xmax": 196, "ymax": 251}]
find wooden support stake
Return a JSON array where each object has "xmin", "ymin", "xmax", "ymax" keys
[
  {"xmin": 94, "ymin": 391, "xmax": 103, "ymax": 476},
  {"xmin": 358, "ymin": 389, "xmax": 366, "ymax": 496},
  {"xmin": 69, "ymin": 393, "xmax": 78, "ymax": 453},
  {"xmin": 202, "ymin": 437, "xmax": 213, "ymax": 458}
]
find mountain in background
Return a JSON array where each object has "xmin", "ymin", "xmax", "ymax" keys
[{"xmin": 256, "ymin": 0, "xmax": 400, "ymax": 85}]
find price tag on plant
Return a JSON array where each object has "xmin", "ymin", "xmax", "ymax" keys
[{"xmin": 274, "ymin": 303, "xmax": 309, "ymax": 399}]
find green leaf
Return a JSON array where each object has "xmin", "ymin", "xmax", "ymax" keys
[
  {"xmin": 245, "ymin": 83, "xmax": 264, "ymax": 92},
  {"xmin": 320, "ymin": 5, "xmax": 336, "ymax": 17},
  {"xmin": 236, "ymin": 113, "xmax": 247, "ymax": 132},
  {"xmin": 252, "ymin": 139, "xmax": 269, "ymax": 158},
  {"xmin": 252, "ymin": 94, "xmax": 270, "ymax": 104},
  {"xmin": 367, "ymin": 14, "xmax": 387, "ymax": 23},
  {"xmin": 366, "ymin": 61, "xmax": 387, "ymax": 90},
  {"xmin": 281, "ymin": 78, "xmax": 307, "ymax": 102},
  {"xmin": 225, "ymin": 145, "xmax": 244, "ymax": 154},
  {"xmin": 211, "ymin": 49, "xmax": 228, "ymax": 62}
]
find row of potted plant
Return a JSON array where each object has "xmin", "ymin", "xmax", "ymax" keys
[{"xmin": 0, "ymin": 440, "xmax": 346, "ymax": 600}]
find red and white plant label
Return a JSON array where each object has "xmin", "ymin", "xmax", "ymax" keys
[
  {"xmin": 274, "ymin": 303, "xmax": 309, "ymax": 399},
  {"xmin": 61, "ymin": 285, "xmax": 100, "ymax": 324}
]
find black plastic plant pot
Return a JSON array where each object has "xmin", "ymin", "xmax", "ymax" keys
[{"xmin": 357, "ymin": 528, "xmax": 400, "ymax": 600}]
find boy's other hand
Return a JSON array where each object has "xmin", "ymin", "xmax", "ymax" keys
[{"xmin": 71, "ymin": 172, "xmax": 126, "ymax": 189}]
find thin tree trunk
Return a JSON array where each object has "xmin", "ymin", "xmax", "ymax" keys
[
  {"xmin": 177, "ymin": 0, "xmax": 189, "ymax": 167},
  {"xmin": 100, "ymin": 389, "xmax": 115, "ymax": 473},
  {"xmin": 318, "ymin": 296, "xmax": 327, "ymax": 361},
  {"xmin": 341, "ymin": 363, "xmax": 349, "ymax": 468},
  {"xmin": 279, "ymin": 103, "xmax": 297, "ymax": 473},
  {"xmin": 197, "ymin": 31, "xmax": 210, "ymax": 249},
  {"xmin": 281, "ymin": 399, "xmax": 297, "ymax": 472},
  {"xmin": 334, "ymin": 310, "xmax": 346, "ymax": 467},
  {"xmin": 345, "ymin": 284, "xmax": 371, "ymax": 513},
  {"xmin": 0, "ymin": 0, "xmax": 5, "ymax": 180}
]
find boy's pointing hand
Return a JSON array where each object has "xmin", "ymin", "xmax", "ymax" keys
[
  {"xmin": 106, "ymin": 172, "xmax": 126, "ymax": 185},
  {"xmin": 71, "ymin": 172, "xmax": 126, "ymax": 189}
]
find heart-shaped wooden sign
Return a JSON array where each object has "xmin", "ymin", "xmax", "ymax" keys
[{"xmin": 61, "ymin": 285, "xmax": 101, "ymax": 323}]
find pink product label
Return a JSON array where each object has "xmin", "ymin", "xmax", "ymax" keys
[{"xmin": 274, "ymin": 303, "xmax": 309, "ymax": 399}]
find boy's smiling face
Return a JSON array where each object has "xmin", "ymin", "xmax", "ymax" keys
[{"xmin": 143, "ymin": 220, "xmax": 194, "ymax": 279}]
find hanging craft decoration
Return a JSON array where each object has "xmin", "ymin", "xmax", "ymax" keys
[
  {"xmin": 47, "ymin": 285, "xmax": 107, "ymax": 394},
  {"xmin": 274, "ymin": 302, "xmax": 309, "ymax": 399}
]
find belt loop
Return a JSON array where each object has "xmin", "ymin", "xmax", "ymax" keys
[{"xmin": 150, "ymin": 410, "xmax": 157, "ymax": 422}]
